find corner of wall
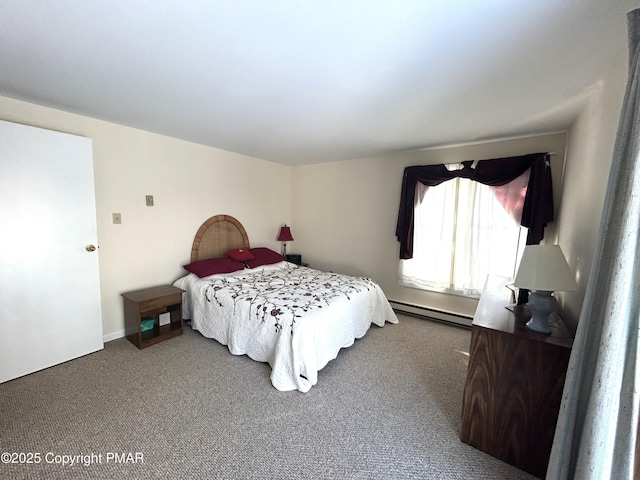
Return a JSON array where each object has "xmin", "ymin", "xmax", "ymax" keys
[{"xmin": 555, "ymin": 60, "xmax": 628, "ymax": 333}]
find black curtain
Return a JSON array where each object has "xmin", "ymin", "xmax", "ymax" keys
[{"xmin": 395, "ymin": 152, "xmax": 554, "ymax": 260}]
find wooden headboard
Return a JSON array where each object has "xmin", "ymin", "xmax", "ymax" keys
[{"xmin": 190, "ymin": 214, "xmax": 250, "ymax": 263}]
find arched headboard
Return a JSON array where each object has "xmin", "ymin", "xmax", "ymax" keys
[{"xmin": 190, "ymin": 215, "xmax": 250, "ymax": 263}]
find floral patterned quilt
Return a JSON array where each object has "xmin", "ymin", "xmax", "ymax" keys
[{"xmin": 174, "ymin": 261, "xmax": 398, "ymax": 392}]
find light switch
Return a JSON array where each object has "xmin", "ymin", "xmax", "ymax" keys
[
  {"xmin": 112, "ymin": 213, "xmax": 121, "ymax": 224},
  {"xmin": 146, "ymin": 195, "xmax": 154, "ymax": 206}
]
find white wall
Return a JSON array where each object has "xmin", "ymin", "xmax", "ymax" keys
[
  {"xmin": 0, "ymin": 36, "xmax": 628, "ymax": 339},
  {"xmin": 554, "ymin": 50, "xmax": 628, "ymax": 332},
  {"xmin": 289, "ymin": 53, "xmax": 629, "ymax": 332},
  {"xmin": 291, "ymin": 133, "xmax": 568, "ymax": 319},
  {"xmin": 0, "ymin": 95, "xmax": 291, "ymax": 339}
]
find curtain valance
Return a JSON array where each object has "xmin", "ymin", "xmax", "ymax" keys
[{"xmin": 395, "ymin": 152, "xmax": 554, "ymax": 259}]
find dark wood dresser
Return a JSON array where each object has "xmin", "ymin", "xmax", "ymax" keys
[{"xmin": 460, "ymin": 275, "xmax": 573, "ymax": 478}]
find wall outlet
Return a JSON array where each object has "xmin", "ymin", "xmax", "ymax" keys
[
  {"xmin": 145, "ymin": 195, "xmax": 154, "ymax": 206},
  {"xmin": 112, "ymin": 213, "xmax": 121, "ymax": 224}
]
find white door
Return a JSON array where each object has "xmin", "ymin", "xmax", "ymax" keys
[{"xmin": 0, "ymin": 120, "xmax": 103, "ymax": 383}]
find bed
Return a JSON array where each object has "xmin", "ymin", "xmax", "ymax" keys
[{"xmin": 173, "ymin": 214, "xmax": 398, "ymax": 392}]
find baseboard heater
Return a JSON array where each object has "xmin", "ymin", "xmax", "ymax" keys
[{"xmin": 389, "ymin": 300, "xmax": 473, "ymax": 328}]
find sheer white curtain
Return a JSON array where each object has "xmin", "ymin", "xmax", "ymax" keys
[
  {"xmin": 399, "ymin": 177, "xmax": 457, "ymax": 291},
  {"xmin": 398, "ymin": 165, "xmax": 528, "ymax": 296}
]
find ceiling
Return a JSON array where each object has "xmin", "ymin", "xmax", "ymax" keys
[{"xmin": 0, "ymin": 1, "xmax": 637, "ymax": 165}]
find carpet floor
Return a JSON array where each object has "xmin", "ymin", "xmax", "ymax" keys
[{"xmin": 0, "ymin": 313, "xmax": 538, "ymax": 479}]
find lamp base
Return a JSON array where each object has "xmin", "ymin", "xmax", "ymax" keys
[{"xmin": 526, "ymin": 290, "xmax": 555, "ymax": 335}]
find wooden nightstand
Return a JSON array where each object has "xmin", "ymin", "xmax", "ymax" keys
[
  {"xmin": 460, "ymin": 275, "xmax": 573, "ymax": 478},
  {"xmin": 122, "ymin": 285, "xmax": 184, "ymax": 349}
]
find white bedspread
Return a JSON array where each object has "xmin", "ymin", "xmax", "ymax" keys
[{"xmin": 173, "ymin": 261, "xmax": 398, "ymax": 392}]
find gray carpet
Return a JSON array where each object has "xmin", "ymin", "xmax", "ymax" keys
[{"xmin": 0, "ymin": 314, "xmax": 537, "ymax": 479}]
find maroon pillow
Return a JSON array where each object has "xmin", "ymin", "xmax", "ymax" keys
[
  {"xmin": 183, "ymin": 257, "xmax": 244, "ymax": 277},
  {"xmin": 226, "ymin": 248, "xmax": 255, "ymax": 262},
  {"xmin": 246, "ymin": 247, "xmax": 284, "ymax": 269}
]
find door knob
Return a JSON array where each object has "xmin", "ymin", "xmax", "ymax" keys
[{"xmin": 85, "ymin": 244, "xmax": 96, "ymax": 252}]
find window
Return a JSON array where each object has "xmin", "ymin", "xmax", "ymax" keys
[{"xmin": 398, "ymin": 164, "xmax": 529, "ymax": 297}]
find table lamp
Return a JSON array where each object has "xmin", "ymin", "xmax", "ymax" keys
[
  {"xmin": 277, "ymin": 225, "xmax": 294, "ymax": 258},
  {"xmin": 513, "ymin": 244, "xmax": 577, "ymax": 334}
]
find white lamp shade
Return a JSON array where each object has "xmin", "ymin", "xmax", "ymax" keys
[{"xmin": 513, "ymin": 244, "xmax": 577, "ymax": 292}]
